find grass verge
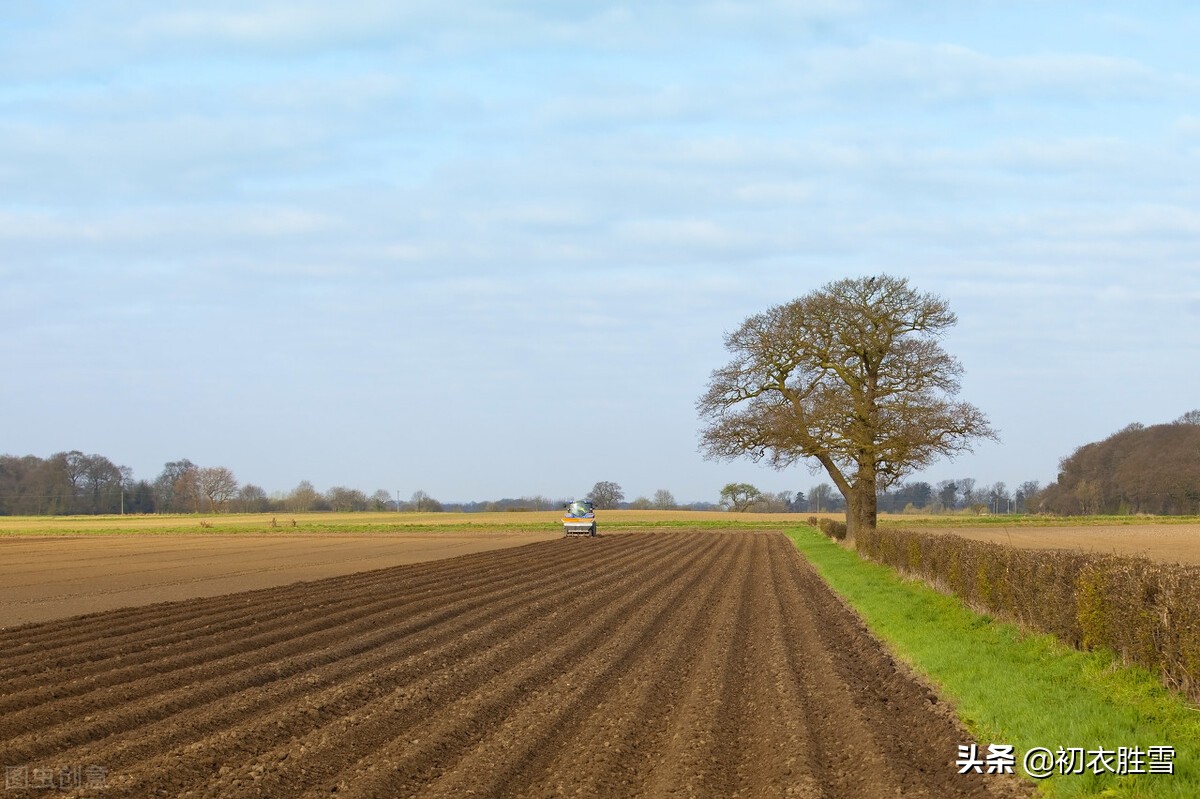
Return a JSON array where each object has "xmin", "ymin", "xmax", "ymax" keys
[{"xmin": 786, "ymin": 526, "xmax": 1200, "ymax": 798}]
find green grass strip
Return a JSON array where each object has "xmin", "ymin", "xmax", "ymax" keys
[{"xmin": 786, "ymin": 526, "xmax": 1200, "ymax": 798}]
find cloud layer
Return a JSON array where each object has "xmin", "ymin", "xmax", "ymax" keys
[{"xmin": 2, "ymin": 2, "xmax": 1198, "ymax": 501}]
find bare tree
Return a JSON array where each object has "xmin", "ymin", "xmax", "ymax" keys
[
  {"xmin": 327, "ymin": 486, "xmax": 369, "ymax": 512},
  {"xmin": 586, "ymin": 481, "xmax": 624, "ymax": 509},
  {"xmin": 155, "ymin": 459, "xmax": 197, "ymax": 513},
  {"xmin": 174, "ymin": 466, "xmax": 202, "ymax": 513},
  {"xmin": 698, "ymin": 275, "xmax": 995, "ymax": 538},
  {"xmin": 958, "ymin": 477, "xmax": 979, "ymax": 510},
  {"xmin": 370, "ymin": 489, "xmax": 394, "ymax": 511},
  {"xmin": 809, "ymin": 483, "xmax": 835, "ymax": 513},
  {"xmin": 198, "ymin": 466, "xmax": 239, "ymax": 513},
  {"xmin": 652, "ymin": 489, "xmax": 677, "ymax": 510},
  {"xmin": 288, "ymin": 480, "xmax": 321, "ymax": 513},
  {"xmin": 410, "ymin": 489, "xmax": 442, "ymax": 512},
  {"xmin": 1014, "ymin": 480, "xmax": 1040, "ymax": 513},
  {"xmin": 987, "ymin": 481, "xmax": 1011, "ymax": 514},
  {"xmin": 523, "ymin": 495, "xmax": 552, "ymax": 511},
  {"xmin": 236, "ymin": 484, "xmax": 270, "ymax": 513}
]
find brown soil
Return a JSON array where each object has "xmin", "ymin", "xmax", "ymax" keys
[
  {"xmin": 0, "ymin": 531, "xmax": 1030, "ymax": 798},
  {"xmin": 0, "ymin": 530, "xmax": 557, "ymax": 627}
]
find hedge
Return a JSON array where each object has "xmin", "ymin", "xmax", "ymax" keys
[{"xmin": 855, "ymin": 526, "xmax": 1200, "ymax": 704}]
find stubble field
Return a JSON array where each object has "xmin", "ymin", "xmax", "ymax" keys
[{"xmin": 0, "ymin": 529, "xmax": 1028, "ymax": 798}]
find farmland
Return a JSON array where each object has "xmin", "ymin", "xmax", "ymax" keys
[
  {"xmin": 889, "ymin": 516, "xmax": 1200, "ymax": 565},
  {"xmin": 0, "ymin": 528, "xmax": 1028, "ymax": 798},
  {"xmin": 3, "ymin": 511, "xmax": 1198, "ymax": 628},
  {"xmin": 4, "ymin": 511, "xmax": 1198, "ymax": 797}
]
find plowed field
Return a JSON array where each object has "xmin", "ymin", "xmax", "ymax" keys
[
  {"xmin": 0, "ymin": 531, "xmax": 1028, "ymax": 798},
  {"xmin": 0, "ymin": 530, "xmax": 558, "ymax": 627},
  {"xmin": 909, "ymin": 523, "xmax": 1200, "ymax": 565}
]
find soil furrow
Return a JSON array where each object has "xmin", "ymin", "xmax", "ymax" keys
[
  {"xmin": 496, "ymin": 535, "xmax": 744, "ymax": 798},
  {"xmin": 0, "ymin": 531, "xmax": 1031, "ymax": 799},
  {"xmin": 360, "ymin": 533, "xmax": 739, "ymax": 799},
  {"xmin": 34, "ymin": 535, "xmax": 682, "ymax": 785},
  {"xmin": 0, "ymin": 535, "xmax": 646, "ymax": 703},
  {"xmin": 197, "ymin": 533, "xmax": 721, "ymax": 798},
  {"xmin": 636, "ymin": 532, "xmax": 757, "ymax": 798},
  {"xmin": 0, "ymin": 538, "xmax": 587, "ymax": 676},
  {"xmin": 0, "ymin": 536, "xmax": 674, "ymax": 763},
  {"xmin": 775, "ymin": 535, "xmax": 1015, "ymax": 798}
]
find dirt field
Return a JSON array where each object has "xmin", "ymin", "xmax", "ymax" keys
[
  {"xmin": 0, "ymin": 531, "xmax": 558, "ymax": 627},
  {"xmin": 912, "ymin": 523, "xmax": 1200, "ymax": 565},
  {"xmin": 0, "ymin": 531, "xmax": 1028, "ymax": 798}
]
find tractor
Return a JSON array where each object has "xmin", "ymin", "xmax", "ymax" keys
[{"xmin": 561, "ymin": 499, "xmax": 597, "ymax": 537}]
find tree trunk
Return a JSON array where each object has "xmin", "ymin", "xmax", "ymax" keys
[{"xmin": 845, "ymin": 482, "xmax": 879, "ymax": 542}]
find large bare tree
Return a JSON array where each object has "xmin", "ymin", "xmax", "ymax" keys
[
  {"xmin": 697, "ymin": 275, "xmax": 995, "ymax": 538},
  {"xmin": 586, "ymin": 481, "xmax": 624, "ymax": 510},
  {"xmin": 198, "ymin": 466, "xmax": 239, "ymax": 513}
]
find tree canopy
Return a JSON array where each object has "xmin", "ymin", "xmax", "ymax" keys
[
  {"xmin": 1036, "ymin": 412, "xmax": 1200, "ymax": 515},
  {"xmin": 697, "ymin": 275, "xmax": 995, "ymax": 537},
  {"xmin": 586, "ymin": 481, "xmax": 624, "ymax": 510},
  {"xmin": 718, "ymin": 482, "xmax": 763, "ymax": 512}
]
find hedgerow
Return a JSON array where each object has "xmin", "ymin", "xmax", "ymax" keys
[{"xmin": 856, "ymin": 526, "xmax": 1200, "ymax": 703}]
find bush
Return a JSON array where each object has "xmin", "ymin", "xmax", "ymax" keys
[
  {"xmin": 855, "ymin": 526, "xmax": 1200, "ymax": 703},
  {"xmin": 814, "ymin": 517, "xmax": 847, "ymax": 541}
]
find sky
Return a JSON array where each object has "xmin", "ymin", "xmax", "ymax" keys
[{"xmin": 2, "ymin": 1, "xmax": 1198, "ymax": 505}]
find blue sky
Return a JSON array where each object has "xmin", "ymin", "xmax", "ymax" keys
[{"xmin": 3, "ymin": 1, "xmax": 1198, "ymax": 504}]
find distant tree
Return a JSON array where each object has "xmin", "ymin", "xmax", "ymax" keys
[
  {"xmin": 748, "ymin": 490, "xmax": 793, "ymax": 513},
  {"xmin": 790, "ymin": 490, "xmax": 808, "ymax": 512},
  {"xmin": 1175, "ymin": 409, "xmax": 1200, "ymax": 425},
  {"xmin": 78, "ymin": 454, "xmax": 124, "ymax": 514},
  {"xmin": 719, "ymin": 482, "xmax": 762, "ymax": 512},
  {"xmin": 652, "ymin": 489, "xmax": 677, "ymax": 510},
  {"xmin": 936, "ymin": 480, "xmax": 958, "ymax": 511},
  {"xmin": 809, "ymin": 483, "xmax": 835, "ymax": 513},
  {"xmin": 0, "ymin": 455, "xmax": 42, "ymax": 515},
  {"xmin": 155, "ymin": 460, "xmax": 198, "ymax": 513},
  {"xmin": 125, "ymin": 479, "xmax": 157, "ymax": 514},
  {"xmin": 410, "ymin": 489, "xmax": 442, "ymax": 512},
  {"xmin": 198, "ymin": 466, "xmax": 238, "ymax": 513},
  {"xmin": 174, "ymin": 466, "xmax": 203, "ymax": 513},
  {"xmin": 327, "ymin": 486, "xmax": 368, "ymax": 512},
  {"xmin": 288, "ymin": 480, "xmax": 321, "ymax": 513},
  {"xmin": 628, "ymin": 496, "xmax": 653, "ymax": 510},
  {"xmin": 236, "ymin": 484, "xmax": 270, "ymax": 513},
  {"xmin": 523, "ymin": 495, "xmax": 552, "ymax": 511},
  {"xmin": 1040, "ymin": 418, "xmax": 1200, "ymax": 514},
  {"xmin": 907, "ymin": 481, "xmax": 934, "ymax": 509},
  {"xmin": 958, "ymin": 478, "xmax": 978, "ymax": 510},
  {"xmin": 1014, "ymin": 480, "xmax": 1040, "ymax": 513},
  {"xmin": 697, "ymin": 275, "xmax": 995, "ymax": 537},
  {"xmin": 881, "ymin": 480, "xmax": 933, "ymax": 512},
  {"xmin": 32, "ymin": 456, "xmax": 73, "ymax": 515},
  {"xmin": 371, "ymin": 489, "xmax": 395, "ymax": 511},
  {"xmin": 986, "ymin": 481, "xmax": 1011, "ymax": 514},
  {"xmin": 587, "ymin": 481, "xmax": 624, "ymax": 510}
]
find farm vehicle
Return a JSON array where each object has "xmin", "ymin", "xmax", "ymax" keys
[{"xmin": 561, "ymin": 499, "xmax": 597, "ymax": 537}]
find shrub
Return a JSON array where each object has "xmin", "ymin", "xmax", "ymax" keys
[
  {"xmin": 855, "ymin": 526, "xmax": 1200, "ymax": 703},
  {"xmin": 815, "ymin": 517, "xmax": 847, "ymax": 541}
]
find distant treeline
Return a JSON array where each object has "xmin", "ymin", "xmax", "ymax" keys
[
  {"xmin": 4, "ymin": 412, "xmax": 1198, "ymax": 516},
  {"xmin": 1034, "ymin": 411, "xmax": 1200, "ymax": 515}
]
